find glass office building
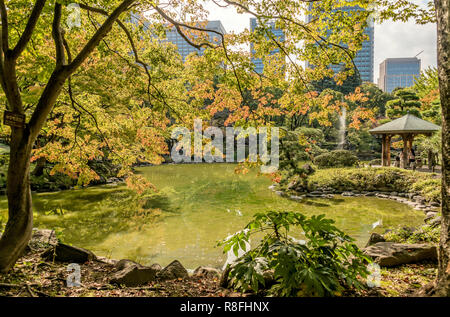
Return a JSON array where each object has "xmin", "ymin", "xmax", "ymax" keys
[
  {"xmin": 377, "ymin": 57, "xmax": 421, "ymax": 93},
  {"xmin": 165, "ymin": 20, "xmax": 226, "ymax": 62},
  {"xmin": 250, "ymin": 18, "xmax": 286, "ymax": 74},
  {"xmin": 305, "ymin": 5, "xmax": 375, "ymax": 83}
]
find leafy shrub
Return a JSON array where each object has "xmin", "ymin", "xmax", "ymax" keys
[
  {"xmin": 368, "ymin": 159, "xmax": 381, "ymax": 166},
  {"xmin": 307, "ymin": 167, "xmax": 441, "ymax": 202},
  {"xmin": 384, "ymin": 223, "xmax": 440, "ymax": 244},
  {"xmin": 411, "ymin": 178, "xmax": 441, "ymax": 202},
  {"xmin": 313, "ymin": 150, "xmax": 358, "ymax": 168},
  {"xmin": 219, "ymin": 211, "xmax": 370, "ymax": 297}
]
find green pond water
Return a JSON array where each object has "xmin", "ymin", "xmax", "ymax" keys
[{"xmin": 0, "ymin": 164, "xmax": 424, "ymax": 269}]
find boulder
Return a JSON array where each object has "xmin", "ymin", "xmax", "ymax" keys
[
  {"xmin": 289, "ymin": 195, "xmax": 305, "ymax": 201},
  {"xmin": 363, "ymin": 242, "xmax": 437, "ymax": 267},
  {"xmin": 95, "ymin": 256, "xmax": 118, "ymax": 266},
  {"xmin": 110, "ymin": 265, "xmax": 157, "ymax": 287},
  {"xmin": 150, "ymin": 263, "xmax": 162, "ymax": 272},
  {"xmin": 157, "ymin": 260, "xmax": 188, "ymax": 281},
  {"xmin": 42, "ymin": 243, "xmax": 95, "ymax": 263},
  {"xmin": 424, "ymin": 212, "xmax": 438, "ymax": 223},
  {"xmin": 365, "ymin": 232, "xmax": 386, "ymax": 247},
  {"xmin": 262, "ymin": 269, "xmax": 276, "ymax": 288},
  {"xmin": 429, "ymin": 216, "xmax": 442, "ymax": 228},
  {"xmin": 114, "ymin": 259, "xmax": 144, "ymax": 270},
  {"xmin": 301, "ymin": 164, "xmax": 315, "ymax": 175},
  {"xmin": 194, "ymin": 266, "xmax": 221, "ymax": 279},
  {"xmin": 30, "ymin": 229, "xmax": 58, "ymax": 246}
]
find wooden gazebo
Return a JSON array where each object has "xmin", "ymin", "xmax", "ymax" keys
[{"xmin": 369, "ymin": 113, "xmax": 440, "ymax": 168}]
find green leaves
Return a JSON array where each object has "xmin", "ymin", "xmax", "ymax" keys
[{"xmin": 220, "ymin": 210, "xmax": 371, "ymax": 297}]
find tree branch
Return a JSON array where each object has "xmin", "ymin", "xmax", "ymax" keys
[
  {"xmin": 0, "ymin": 0, "xmax": 8, "ymax": 54},
  {"xmin": 11, "ymin": 0, "xmax": 46, "ymax": 59},
  {"xmin": 28, "ymin": 0, "xmax": 136, "ymax": 141},
  {"xmin": 66, "ymin": 0, "xmax": 135, "ymax": 74},
  {"xmin": 52, "ymin": 3, "xmax": 65, "ymax": 68}
]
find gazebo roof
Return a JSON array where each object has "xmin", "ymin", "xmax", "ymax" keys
[{"xmin": 370, "ymin": 114, "xmax": 440, "ymax": 135}]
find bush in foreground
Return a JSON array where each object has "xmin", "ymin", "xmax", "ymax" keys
[{"xmin": 219, "ymin": 211, "xmax": 370, "ymax": 297}]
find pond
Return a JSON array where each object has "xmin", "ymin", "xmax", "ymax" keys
[{"xmin": 0, "ymin": 164, "xmax": 424, "ymax": 269}]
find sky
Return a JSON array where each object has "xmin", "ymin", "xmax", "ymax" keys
[{"xmin": 201, "ymin": 0, "xmax": 437, "ymax": 84}]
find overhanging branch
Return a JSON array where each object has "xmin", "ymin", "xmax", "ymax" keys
[{"xmin": 11, "ymin": 0, "xmax": 46, "ymax": 59}]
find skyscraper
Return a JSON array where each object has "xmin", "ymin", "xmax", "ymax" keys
[
  {"xmin": 305, "ymin": 5, "xmax": 375, "ymax": 83},
  {"xmin": 378, "ymin": 57, "xmax": 421, "ymax": 93},
  {"xmin": 250, "ymin": 18, "xmax": 285, "ymax": 74},
  {"xmin": 165, "ymin": 20, "xmax": 226, "ymax": 62}
]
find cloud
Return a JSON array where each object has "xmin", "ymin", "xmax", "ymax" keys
[{"xmin": 374, "ymin": 20, "xmax": 437, "ymax": 82}]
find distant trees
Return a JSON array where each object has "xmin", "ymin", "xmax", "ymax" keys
[
  {"xmin": 414, "ymin": 67, "xmax": 442, "ymax": 125},
  {"xmin": 385, "ymin": 88, "xmax": 422, "ymax": 119}
]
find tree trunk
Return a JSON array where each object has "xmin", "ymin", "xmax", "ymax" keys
[
  {"xmin": 434, "ymin": 0, "xmax": 450, "ymax": 297},
  {"xmin": 32, "ymin": 156, "xmax": 46, "ymax": 177},
  {"xmin": 0, "ymin": 127, "xmax": 33, "ymax": 272}
]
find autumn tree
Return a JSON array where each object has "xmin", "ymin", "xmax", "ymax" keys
[{"xmin": 0, "ymin": 0, "xmax": 447, "ymax": 297}]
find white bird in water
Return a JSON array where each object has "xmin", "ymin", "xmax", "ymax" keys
[{"xmin": 372, "ymin": 219, "xmax": 383, "ymax": 229}]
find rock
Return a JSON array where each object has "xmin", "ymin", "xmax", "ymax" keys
[
  {"xmin": 430, "ymin": 202, "xmax": 440, "ymax": 207},
  {"xmin": 194, "ymin": 266, "xmax": 221, "ymax": 279},
  {"xmin": 289, "ymin": 195, "xmax": 305, "ymax": 201},
  {"xmin": 390, "ymin": 192, "xmax": 398, "ymax": 196},
  {"xmin": 424, "ymin": 212, "xmax": 438, "ymax": 223},
  {"xmin": 95, "ymin": 256, "xmax": 118, "ymax": 266},
  {"xmin": 364, "ymin": 192, "xmax": 375, "ymax": 197},
  {"xmin": 268, "ymin": 185, "xmax": 277, "ymax": 191},
  {"xmin": 262, "ymin": 269, "xmax": 276, "ymax": 288},
  {"xmin": 42, "ymin": 243, "xmax": 95, "ymax": 263},
  {"xmin": 413, "ymin": 195, "xmax": 426, "ymax": 204},
  {"xmin": 150, "ymin": 263, "xmax": 162, "ymax": 272},
  {"xmin": 363, "ymin": 242, "xmax": 437, "ymax": 267},
  {"xmin": 301, "ymin": 164, "xmax": 315, "ymax": 175},
  {"xmin": 110, "ymin": 265, "xmax": 157, "ymax": 287},
  {"xmin": 157, "ymin": 260, "xmax": 188, "ymax": 281},
  {"xmin": 365, "ymin": 233, "xmax": 386, "ymax": 247},
  {"xmin": 342, "ymin": 191, "xmax": 354, "ymax": 197},
  {"xmin": 429, "ymin": 216, "xmax": 441, "ymax": 228},
  {"xmin": 275, "ymin": 191, "xmax": 284, "ymax": 197},
  {"xmin": 115, "ymin": 259, "xmax": 144, "ymax": 270},
  {"xmin": 30, "ymin": 229, "xmax": 58, "ymax": 246}
]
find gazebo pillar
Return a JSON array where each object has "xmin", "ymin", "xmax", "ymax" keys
[
  {"xmin": 386, "ymin": 135, "xmax": 391, "ymax": 166},
  {"xmin": 381, "ymin": 134, "xmax": 392, "ymax": 166},
  {"xmin": 401, "ymin": 134, "xmax": 409, "ymax": 169},
  {"xmin": 401, "ymin": 134, "xmax": 414, "ymax": 169}
]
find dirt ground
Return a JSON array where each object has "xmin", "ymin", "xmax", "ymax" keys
[{"xmin": 0, "ymin": 243, "xmax": 437, "ymax": 298}]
